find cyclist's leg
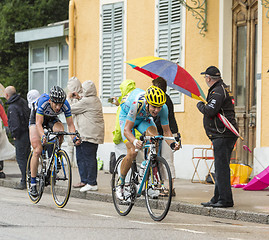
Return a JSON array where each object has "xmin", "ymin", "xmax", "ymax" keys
[
  {"xmin": 116, "ymin": 117, "xmax": 137, "ymax": 200},
  {"xmin": 137, "ymin": 119, "xmax": 159, "ymax": 151},
  {"xmin": 51, "ymin": 118, "xmax": 64, "ymax": 145},
  {"xmin": 29, "ymin": 125, "xmax": 43, "ymax": 178},
  {"xmin": 118, "ymin": 116, "xmax": 137, "ymax": 178},
  {"xmin": 29, "ymin": 124, "xmax": 43, "ymax": 196}
]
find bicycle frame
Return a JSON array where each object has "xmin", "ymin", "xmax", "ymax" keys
[
  {"xmin": 136, "ymin": 135, "xmax": 175, "ymax": 196},
  {"xmin": 42, "ymin": 130, "xmax": 78, "ymax": 183}
]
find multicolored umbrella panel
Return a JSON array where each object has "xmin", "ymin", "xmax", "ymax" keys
[
  {"xmin": 126, "ymin": 56, "xmax": 205, "ymax": 101},
  {"xmin": 126, "ymin": 56, "xmax": 244, "ymax": 141}
]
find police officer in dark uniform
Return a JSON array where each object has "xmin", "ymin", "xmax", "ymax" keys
[{"xmin": 197, "ymin": 66, "xmax": 238, "ymax": 208}]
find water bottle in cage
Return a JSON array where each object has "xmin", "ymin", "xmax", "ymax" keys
[{"xmin": 139, "ymin": 160, "xmax": 147, "ymax": 178}]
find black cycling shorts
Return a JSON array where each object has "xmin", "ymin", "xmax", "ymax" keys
[{"xmin": 29, "ymin": 108, "xmax": 61, "ymax": 131}]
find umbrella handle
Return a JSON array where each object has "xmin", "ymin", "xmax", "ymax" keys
[{"xmin": 199, "ymin": 96, "xmax": 207, "ymax": 104}]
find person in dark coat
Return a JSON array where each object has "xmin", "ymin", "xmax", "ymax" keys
[
  {"xmin": 5, "ymin": 86, "xmax": 31, "ymax": 190},
  {"xmin": 197, "ymin": 66, "xmax": 238, "ymax": 208}
]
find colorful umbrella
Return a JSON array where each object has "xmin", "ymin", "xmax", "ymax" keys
[
  {"xmin": 243, "ymin": 166, "xmax": 269, "ymax": 191},
  {"xmin": 126, "ymin": 56, "xmax": 244, "ymax": 140},
  {"xmin": 126, "ymin": 56, "xmax": 205, "ymax": 100}
]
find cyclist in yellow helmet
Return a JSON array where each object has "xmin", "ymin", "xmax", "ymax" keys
[{"xmin": 116, "ymin": 85, "xmax": 180, "ymax": 200}]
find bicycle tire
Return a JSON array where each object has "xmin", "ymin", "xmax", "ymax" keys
[
  {"xmin": 51, "ymin": 150, "xmax": 72, "ymax": 208},
  {"xmin": 145, "ymin": 156, "xmax": 172, "ymax": 221},
  {"xmin": 111, "ymin": 154, "xmax": 135, "ymax": 216},
  {"xmin": 26, "ymin": 151, "xmax": 45, "ymax": 204}
]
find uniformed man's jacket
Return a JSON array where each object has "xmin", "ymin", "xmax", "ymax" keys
[{"xmin": 197, "ymin": 79, "xmax": 238, "ymax": 139}]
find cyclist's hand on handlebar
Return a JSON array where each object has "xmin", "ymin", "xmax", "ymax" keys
[
  {"xmin": 133, "ymin": 139, "xmax": 143, "ymax": 149},
  {"xmin": 73, "ymin": 135, "xmax": 81, "ymax": 146},
  {"xmin": 170, "ymin": 141, "xmax": 181, "ymax": 151}
]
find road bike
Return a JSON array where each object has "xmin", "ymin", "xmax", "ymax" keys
[
  {"xmin": 111, "ymin": 133, "xmax": 181, "ymax": 221},
  {"xmin": 26, "ymin": 130, "xmax": 80, "ymax": 208}
]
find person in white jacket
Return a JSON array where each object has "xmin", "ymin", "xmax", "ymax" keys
[{"xmin": 68, "ymin": 78, "xmax": 104, "ymax": 192}]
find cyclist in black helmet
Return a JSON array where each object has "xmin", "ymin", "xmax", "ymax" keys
[{"xmin": 28, "ymin": 86, "xmax": 81, "ymax": 197}]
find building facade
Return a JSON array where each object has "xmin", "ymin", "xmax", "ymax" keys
[{"xmin": 15, "ymin": 0, "xmax": 269, "ymax": 179}]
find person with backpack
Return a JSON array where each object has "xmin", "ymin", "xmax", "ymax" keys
[{"xmin": 5, "ymin": 86, "xmax": 31, "ymax": 190}]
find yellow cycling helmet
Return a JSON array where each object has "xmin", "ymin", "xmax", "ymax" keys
[{"xmin": 145, "ymin": 85, "xmax": 166, "ymax": 107}]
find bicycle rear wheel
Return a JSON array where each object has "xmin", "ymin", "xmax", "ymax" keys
[
  {"xmin": 51, "ymin": 150, "xmax": 72, "ymax": 208},
  {"xmin": 145, "ymin": 156, "xmax": 172, "ymax": 221},
  {"xmin": 26, "ymin": 151, "xmax": 45, "ymax": 204},
  {"xmin": 111, "ymin": 154, "xmax": 135, "ymax": 216}
]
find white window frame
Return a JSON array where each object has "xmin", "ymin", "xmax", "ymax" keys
[
  {"xmin": 155, "ymin": 0, "xmax": 186, "ymax": 112},
  {"xmin": 99, "ymin": 0, "xmax": 127, "ymax": 114},
  {"xmin": 29, "ymin": 39, "xmax": 69, "ymax": 95}
]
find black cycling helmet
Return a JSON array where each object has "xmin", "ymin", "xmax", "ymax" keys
[{"xmin": 49, "ymin": 86, "xmax": 66, "ymax": 104}]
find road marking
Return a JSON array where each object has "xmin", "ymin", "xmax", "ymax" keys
[
  {"xmin": 228, "ymin": 238, "xmax": 243, "ymax": 240},
  {"xmin": 92, "ymin": 214, "xmax": 115, "ymax": 218},
  {"xmin": 61, "ymin": 208, "xmax": 77, "ymax": 212},
  {"xmin": 175, "ymin": 228, "xmax": 206, "ymax": 234},
  {"xmin": 130, "ymin": 220, "xmax": 156, "ymax": 225},
  {"xmin": 165, "ymin": 223, "xmax": 269, "ymax": 230}
]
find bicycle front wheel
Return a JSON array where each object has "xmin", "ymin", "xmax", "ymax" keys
[
  {"xmin": 51, "ymin": 150, "xmax": 72, "ymax": 208},
  {"xmin": 111, "ymin": 154, "xmax": 135, "ymax": 216},
  {"xmin": 145, "ymin": 156, "xmax": 172, "ymax": 221},
  {"xmin": 26, "ymin": 151, "xmax": 45, "ymax": 204}
]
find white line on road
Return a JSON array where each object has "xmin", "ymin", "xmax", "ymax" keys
[
  {"xmin": 175, "ymin": 228, "xmax": 206, "ymax": 234},
  {"xmin": 130, "ymin": 220, "xmax": 156, "ymax": 225},
  {"xmin": 92, "ymin": 214, "xmax": 116, "ymax": 218},
  {"xmin": 228, "ymin": 238, "xmax": 243, "ymax": 240},
  {"xmin": 61, "ymin": 208, "xmax": 78, "ymax": 212}
]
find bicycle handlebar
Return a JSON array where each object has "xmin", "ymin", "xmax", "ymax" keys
[
  {"xmin": 135, "ymin": 132, "xmax": 181, "ymax": 152},
  {"xmin": 139, "ymin": 132, "xmax": 181, "ymax": 143},
  {"xmin": 43, "ymin": 130, "xmax": 81, "ymax": 146}
]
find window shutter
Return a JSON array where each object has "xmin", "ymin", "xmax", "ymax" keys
[
  {"xmin": 101, "ymin": 2, "xmax": 124, "ymax": 105},
  {"xmin": 157, "ymin": 0, "xmax": 182, "ymax": 104}
]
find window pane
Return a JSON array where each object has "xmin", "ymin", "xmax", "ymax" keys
[
  {"xmin": 101, "ymin": 2, "xmax": 124, "ymax": 106},
  {"xmin": 48, "ymin": 70, "xmax": 58, "ymax": 91},
  {"xmin": 236, "ymin": 26, "xmax": 247, "ymax": 106},
  {"xmin": 32, "ymin": 71, "xmax": 44, "ymax": 93},
  {"xmin": 61, "ymin": 68, "xmax": 68, "ymax": 89},
  {"xmin": 61, "ymin": 44, "xmax": 68, "ymax": 61},
  {"xmin": 33, "ymin": 48, "xmax": 44, "ymax": 63},
  {"xmin": 48, "ymin": 45, "xmax": 58, "ymax": 62},
  {"xmin": 252, "ymin": 24, "xmax": 257, "ymax": 107}
]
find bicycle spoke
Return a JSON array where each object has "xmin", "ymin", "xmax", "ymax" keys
[
  {"xmin": 26, "ymin": 151, "xmax": 44, "ymax": 204},
  {"xmin": 111, "ymin": 155, "xmax": 135, "ymax": 216},
  {"xmin": 145, "ymin": 156, "xmax": 172, "ymax": 221},
  {"xmin": 51, "ymin": 150, "xmax": 72, "ymax": 208}
]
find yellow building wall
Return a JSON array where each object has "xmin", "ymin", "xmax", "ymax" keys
[
  {"xmin": 71, "ymin": 0, "xmax": 242, "ymax": 146},
  {"xmin": 179, "ymin": 0, "xmax": 220, "ymax": 145},
  {"xmin": 125, "ymin": 0, "xmax": 220, "ymax": 145},
  {"xmin": 72, "ymin": 0, "xmax": 116, "ymax": 143},
  {"xmin": 261, "ymin": 6, "xmax": 269, "ymax": 147}
]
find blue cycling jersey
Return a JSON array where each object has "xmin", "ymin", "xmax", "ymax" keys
[
  {"xmin": 35, "ymin": 93, "xmax": 72, "ymax": 118},
  {"xmin": 120, "ymin": 88, "xmax": 169, "ymax": 125}
]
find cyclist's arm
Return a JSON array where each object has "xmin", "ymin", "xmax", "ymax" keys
[
  {"xmin": 123, "ymin": 120, "xmax": 136, "ymax": 143},
  {"xmin": 66, "ymin": 116, "xmax": 76, "ymax": 134},
  {"xmin": 124, "ymin": 119, "xmax": 143, "ymax": 149}
]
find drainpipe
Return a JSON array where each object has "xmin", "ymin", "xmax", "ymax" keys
[
  {"xmin": 68, "ymin": 0, "xmax": 75, "ymax": 166},
  {"xmin": 69, "ymin": 0, "xmax": 75, "ymax": 78}
]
